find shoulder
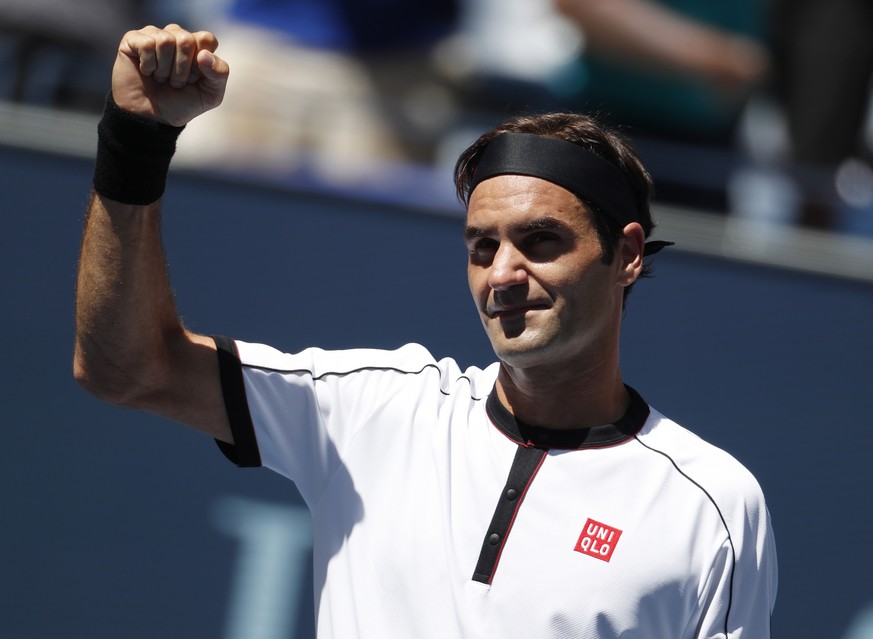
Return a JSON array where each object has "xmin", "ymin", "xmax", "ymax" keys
[
  {"xmin": 635, "ymin": 409, "xmax": 778, "ymax": 627},
  {"xmin": 231, "ymin": 339, "xmax": 499, "ymax": 395},
  {"xmin": 232, "ymin": 340, "xmax": 444, "ymax": 373},
  {"xmin": 635, "ymin": 409, "xmax": 770, "ymax": 528}
]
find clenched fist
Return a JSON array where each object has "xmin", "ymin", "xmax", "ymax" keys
[{"xmin": 112, "ymin": 24, "xmax": 230, "ymax": 127}]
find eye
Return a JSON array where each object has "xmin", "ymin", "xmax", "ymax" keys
[
  {"xmin": 525, "ymin": 232, "xmax": 559, "ymax": 246},
  {"xmin": 523, "ymin": 232, "xmax": 562, "ymax": 254},
  {"xmin": 468, "ymin": 238, "xmax": 498, "ymax": 263},
  {"xmin": 522, "ymin": 231, "xmax": 565, "ymax": 261}
]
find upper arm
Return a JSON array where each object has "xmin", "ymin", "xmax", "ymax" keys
[
  {"xmin": 147, "ymin": 332, "xmax": 233, "ymax": 443},
  {"xmin": 75, "ymin": 329, "xmax": 233, "ymax": 444},
  {"xmin": 695, "ymin": 478, "xmax": 778, "ymax": 637}
]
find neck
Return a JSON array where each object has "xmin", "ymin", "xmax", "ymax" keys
[{"xmin": 495, "ymin": 356, "xmax": 629, "ymax": 430}]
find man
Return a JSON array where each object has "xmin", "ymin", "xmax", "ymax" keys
[{"xmin": 74, "ymin": 24, "xmax": 777, "ymax": 638}]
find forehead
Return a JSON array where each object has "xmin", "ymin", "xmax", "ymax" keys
[{"xmin": 465, "ymin": 174, "xmax": 589, "ymax": 229}]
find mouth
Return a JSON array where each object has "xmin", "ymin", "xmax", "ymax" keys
[{"xmin": 486, "ymin": 303, "xmax": 549, "ymax": 320}]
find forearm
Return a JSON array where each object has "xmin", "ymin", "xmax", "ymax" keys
[
  {"xmin": 74, "ymin": 192, "xmax": 231, "ymax": 439},
  {"xmin": 554, "ymin": 0, "xmax": 768, "ymax": 89},
  {"xmin": 74, "ymin": 193, "xmax": 183, "ymax": 405}
]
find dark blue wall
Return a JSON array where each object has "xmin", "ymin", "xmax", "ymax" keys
[{"xmin": 2, "ymin": 144, "xmax": 872, "ymax": 638}]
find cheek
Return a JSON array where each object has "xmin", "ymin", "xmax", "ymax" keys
[
  {"xmin": 467, "ymin": 266, "xmax": 487, "ymax": 304},
  {"xmin": 532, "ymin": 263, "xmax": 584, "ymax": 292},
  {"xmin": 547, "ymin": 264, "xmax": 612, "ymax": 305}
]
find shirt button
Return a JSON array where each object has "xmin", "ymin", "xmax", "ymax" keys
[
  {"xmin": 489, "ymin": 533, "xmax": 501, "ymax": 545},
  {"xmin": 506, "ymin": 488, "xmax": 518, "ymax": 501}
]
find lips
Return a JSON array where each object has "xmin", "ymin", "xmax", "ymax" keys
[{"xmin": 486, "ymin": 302, "xmax": 550, "ymax": 319}]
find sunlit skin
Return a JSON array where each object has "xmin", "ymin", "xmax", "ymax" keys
[{"xmin": 465, "ymin": 175, "xmax": 644, "ymax": 429}]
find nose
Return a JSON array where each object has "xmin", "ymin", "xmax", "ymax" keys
[{"xmin": 487, "ymin": 243, "xmax": 528, "ymax": 291}]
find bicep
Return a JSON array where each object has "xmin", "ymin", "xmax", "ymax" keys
[
  {"xmin": 694, "ymin": 509, "xmax": 777, "ymax": 637},
  {"xmin": 147, "ymin": 332, "xmax": 233, "ymax": 443}
]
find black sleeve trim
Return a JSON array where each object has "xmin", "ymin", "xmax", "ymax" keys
[{"xmin": 213, "ymin": 335, "xmax": 262, "ymax": 468}]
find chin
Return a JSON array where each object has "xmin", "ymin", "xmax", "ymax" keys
[{"xmin": 490, "ymin": 337, "xmax": 561, "ymax": 370}]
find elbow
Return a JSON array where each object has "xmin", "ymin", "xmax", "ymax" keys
[
  {"xmin": 73, "ymin": 346, "xmax": 153, "ymax": 409},
  {"xmin": 73, "ymin": 354, "xmax": 107, "ymax": 401}
]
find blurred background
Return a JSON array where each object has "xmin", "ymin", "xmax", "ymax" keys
[{"xmin": 2, "ymin": 0, "xmax": 872, "ymax": 637}]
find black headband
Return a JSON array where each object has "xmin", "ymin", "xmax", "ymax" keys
[{"xmin": 469, "ymin": 132, "xmax": 673, "ymax": 256}]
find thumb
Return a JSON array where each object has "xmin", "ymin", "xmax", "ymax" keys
[
  {"xmin": 196, "ymin": 50, "xmax": 230, "ymax": 85},
  {"xmin": 197, "ymin": 50, "xmax": 228, "ymax": 79},
  {"xmin": 194, "ymin": 49, "xmax": 229, "ymax": 107}
]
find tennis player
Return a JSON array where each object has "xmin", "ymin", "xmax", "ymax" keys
[{"xmin": 74, "ymin": 24, "xmax": 777, "ymax": 638}]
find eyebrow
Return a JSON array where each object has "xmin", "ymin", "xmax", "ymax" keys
[{"xmin": 464, "ymin": 216, "xmax": 569, "ymax": 241}]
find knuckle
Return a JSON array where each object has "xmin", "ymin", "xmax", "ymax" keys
[
  {"xmin": 153, "ymin": 33, "xmax": 175, "ymax": 51},
  {"xmin": 175, "ymin": 33, "xmax": 196, "ymax": 54},
  {"xmin": 195, "ymin": 31, "xmax": 219, "ymax": 50}
]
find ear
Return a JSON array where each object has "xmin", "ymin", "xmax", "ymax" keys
[{"xmin": 617, "ymin": 223, "xmax": 644, "ymax": 287}]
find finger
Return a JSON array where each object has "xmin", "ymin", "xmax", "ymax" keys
[
  {"xmin": 193, "ymin": 30, "xmax": 219, "ymax": 54},
  {"xmin": 128, "ymin": 25, "xmax": 180, "ymax": 82},
  {"xmin": 163, "ymin": 24, "xmax": 198, "ymax": 88},
  {"xmin": 148, "ymin": 25, "xmax": 188, "ymax": 84},
  {"xmin": 118, "ymin": 27, "xmax": 162, "ymax": 77},
  {"xmin": 186, "ymin": 31, "xmax": 220, "ymax": 84}
]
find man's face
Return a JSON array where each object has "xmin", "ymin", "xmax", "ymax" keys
[{"xmin": 465, "ymin": 175, "xmax": 629, "ymax": 371}]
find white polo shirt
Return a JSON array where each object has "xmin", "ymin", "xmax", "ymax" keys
[{"xmin": 215, "ymin": 337, "xmax": 777, "ymax": 638}]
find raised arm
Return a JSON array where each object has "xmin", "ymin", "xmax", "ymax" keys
[
  {"xmin": 553, "ymin": 0, "xmax": 769, "ymax": 94},
  {"xmin": 73, "ymin": 25, "xmax": 233, "ymax": 442}
]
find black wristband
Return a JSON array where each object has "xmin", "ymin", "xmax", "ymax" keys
[{"xmin": 92, "ymin": 93, "xmax": 185, "ymax": 205}]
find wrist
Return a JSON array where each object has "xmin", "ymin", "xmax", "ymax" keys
[{"xmin": 92, "ymin": 93, "xmax": 185, "ymax": 205}]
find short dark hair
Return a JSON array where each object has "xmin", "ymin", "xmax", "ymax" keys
[{"xmin": 454, "ymin": 112, "xmax": 657, "ymax": 303}]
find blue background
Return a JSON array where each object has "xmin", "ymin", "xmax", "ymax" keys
[{"xmin": 2, "ymin": 144, "xmax": 872, "ymax": 638}]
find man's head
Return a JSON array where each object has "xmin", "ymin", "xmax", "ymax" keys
[
  {"xmin": 454, "ymin": 112, "xmax": 665, "ymax": 304},
  {"xmin": 456, "ymin": 113, "xmax": 668, "ymax": 371}
]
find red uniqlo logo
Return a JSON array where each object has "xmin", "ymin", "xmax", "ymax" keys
[{"xmin": 574, "ymin": 518, "xmax": 623, "ymax": 562}]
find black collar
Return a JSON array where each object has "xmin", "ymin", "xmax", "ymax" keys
[{"xmin": 485, "ymin": 385, "xmax": 649, "ymax": 450}]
